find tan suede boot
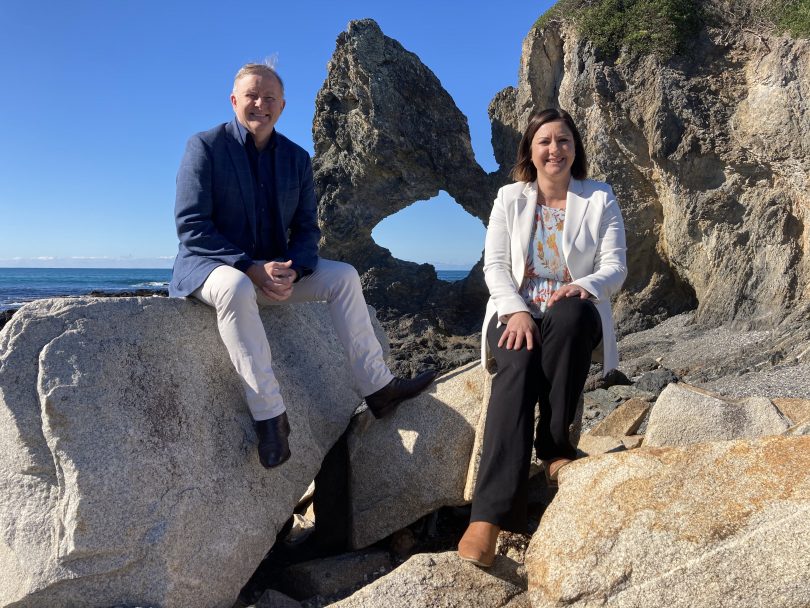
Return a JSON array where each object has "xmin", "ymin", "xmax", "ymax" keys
[
  {"xmin": 457, "ymin": 521, "xmax": 500, "ymax": 568},
  {"xmin": 543, "ymin": 457, "xmax": 573, "ymax": 488}
]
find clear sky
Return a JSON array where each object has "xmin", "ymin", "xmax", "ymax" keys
[{"xmin": 0, "ymin": 0, "xmax": 554, "ymax": 270}]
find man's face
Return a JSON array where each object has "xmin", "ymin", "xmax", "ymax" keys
[{"xmin": 230, "ymin": 73, "xmax": 286, "ymax": 145}]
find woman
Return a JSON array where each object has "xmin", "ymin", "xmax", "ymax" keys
[{"xmin": 458, "ymin": 109, "xmax": 627, "ymax": 567}]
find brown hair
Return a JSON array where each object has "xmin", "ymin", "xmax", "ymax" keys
[
  {"xmin": 510, "ymin": 108, "xmax": 587, "ymax": 182},
  {"xmin": 233, "ymin": 62, "xmax": 285, "ymax": 95}
]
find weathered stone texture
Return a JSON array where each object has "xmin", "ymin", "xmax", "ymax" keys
[
  {"xmin": 526, "ymin": 435, "xmax": 810, "ymax": 608},
  {"xmin": 313, "ymin": 19, "xmax": 494, "ymax": 333},
  {"xmin": 489, "ymin": 14, "xmax": 810, "ymax": 335},
  {"xmin": 0, "ymin": 297, "xmax": 377, "ymax": 608},
  {"xmin": 773, "ymin": 397, "xmax": 810, "ymax": 425},
  {"xmin": 331, "ymin": 552, "xmax": 528, "ymax": 608},
  {"xmin": 589, "ymin": 398, "xmax": 650, "ymax": 437},
  {"xmin": 644, "ymin": 383, "xmax": 790, "ymax": 447},
  {"xmin": 347, "ymin": 362, "xmax": 484, "ymax": 549},
  {"xmin": 278, "ymin": 550, "xmax": 393, "ymax": 601}
]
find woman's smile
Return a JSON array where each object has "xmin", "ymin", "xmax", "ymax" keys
[{"xmin": 531, "ymin": 120, "xmax": 576, "ymax": 181}]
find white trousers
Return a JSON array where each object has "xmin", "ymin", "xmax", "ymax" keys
[{"xmin": 193, "ymin": 259, "xmax": 394, "ymax": 420}]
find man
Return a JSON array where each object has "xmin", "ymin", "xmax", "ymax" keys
[{"xmin": 170, "ymin": 62, "xmax": 436, "ymax": 468}]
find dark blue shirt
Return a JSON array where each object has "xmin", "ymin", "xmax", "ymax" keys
[{"xmin": 234, "ymin": 121, "xmax": 289, "ymax": 271}]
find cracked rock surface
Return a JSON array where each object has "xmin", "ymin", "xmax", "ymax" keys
[
  {"xmin": 525, "ymin": 435, "xmax": 810, "ymax": 608},
  {"xmin": 0, "ymin": 297, "xmax": 380, "ymax": 608}
]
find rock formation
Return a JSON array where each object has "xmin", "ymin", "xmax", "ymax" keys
[
  {"xmin": 488, "ymin": 3, "xmax": 810, "ymax": 334},
  {"xmin": 644, "ymin": 382, "xmax": 790, "ymax": 446},
  {"xmin": 0, "ymin": 297, "xmax": 383, "ymax": 608},
  {"xmin": 346, "ymin": 362, "xmax": 484, "ymax": 549},
  {"xmin": 525, "ymin": 435, "xmax": 810, "ymax": 608},
  {"xmin": 331, "ymin": 552, "xmax": 528, "ymax": 608},
  {"xmin": 311, "ymin": 8, "xmax": 809, "ymax": 375},
  {"xmin": 313, "ymin": 19, "xmax": 495, "ymax": 338}
]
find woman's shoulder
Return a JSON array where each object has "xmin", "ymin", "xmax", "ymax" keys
[
  {"xmin": 572, "ymin": 179, "xmax": 620, "ymax": 210},
  {"xmin": 497, "ymin": 181, "xmax": 534, "ymax": 200},
  {"xmin": 573, "ymin": 178, "xmax": 615, "ymax": 197}
]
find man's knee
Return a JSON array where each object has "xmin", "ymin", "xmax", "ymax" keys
[
  {"xmin": 206, "ymin": 268, "xmax": 257, "ymax": 311},
  {"xmin": 322, "ymin": 260, "xmax": 361, "ymax": 291}
]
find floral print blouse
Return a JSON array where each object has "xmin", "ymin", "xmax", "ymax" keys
[{"xmin": 519, "ymin": 205, "xmax": 572, "ymax": 317}]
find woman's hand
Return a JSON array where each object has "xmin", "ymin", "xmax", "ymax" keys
[
  {"xmin": 547, "ymin": 284, "xmax": 592, "ymax": 308},
  {"xmin": 498, "ymin": 311, "xmax": 539, "ymax": 351}
]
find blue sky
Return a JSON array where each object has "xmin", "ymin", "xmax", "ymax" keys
[{"xmin": 0, "ymin": 1, "xmax": 554, "ymax": 270}]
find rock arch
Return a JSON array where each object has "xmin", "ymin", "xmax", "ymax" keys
[{"xmin": 313, "ymin": 19, "xmax": 497, "ymax": 337}]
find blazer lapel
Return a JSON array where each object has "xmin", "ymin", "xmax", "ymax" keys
[
  {"xmin": 562, "ymin": 178, "xmax": 589, "ymax": 262},
  {"xmin": 225, "ymin": 120, "xmax": 257, "ymax": 234},
  {"xmin": 512, "ymin": 182, "xmax": 537, "ymax": 285}
]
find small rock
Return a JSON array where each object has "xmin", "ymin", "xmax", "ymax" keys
[
  {"xmin": 584, "ymin": 388, "xmax": 622, "ymax": 409},
  {"xmin": 388, "ymin": 528, "xmax": 417, "ymax": 556},
  {"xmin": 583, "ymin": 368, "xmax": 632, "ymax": 392},
  {"xmin": 625, "ymin": 356, "xmax": 660, "ymax": 375},
  {"xmin": 330, "ymin": 552, "xmax": 528, "ymax": 608},
  {"xmin": 253, "ymin": 589, "xmax": 302, "ymax": 607},
  {"xmin": 772, "ymin": 398, "xmax": 810, "ymax": 425},
  {"xmin": 606, "ymin": 384, "xmax": 656, "ymax": 402},
  {"xmin": 590, "ymin": 399, "xmax": 650, "ymax": 437},
  {"xmin": 622, "ymin": 435, "xmax": 644, "ymax": 449},
  {"xmin": 581, "ymin": 389, "xmax": 623, "ymax": 432},
  {"xmin": 279, "ymin": 550, "xmax": 393, "ymax": 601},
  {"xmin": 285, "ymin": 514, "xmax": 315, "ymax": 546},
  {"xmin": 635, "ymin": 368, "xmax": 679, "ymax": 395},
  {"xmin": 577, "ymin": 434, "xmax": 626, "ymax": 456},
  {"xmin": 645, "ymin": 383, "xmax": 790, "ymax": 447}
]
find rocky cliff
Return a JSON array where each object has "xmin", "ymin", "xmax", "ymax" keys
[
  {"xmin": 312, "ymin": 4, "xmax": 809, "ymax": 370},
  {"xmin": 490, "ymin": 0, "xmax": 810, "ymax": 333}
]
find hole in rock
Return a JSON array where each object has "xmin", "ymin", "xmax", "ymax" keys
[{"xmin": 371, "ymin": 191, "xmax": 484, "ymax": 282}]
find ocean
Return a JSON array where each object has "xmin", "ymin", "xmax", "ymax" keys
[{"xmin": 0, "ymin": 267, "xmax": 470, "ymax": 311}]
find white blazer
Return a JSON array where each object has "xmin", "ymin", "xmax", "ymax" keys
[{"xmin": 481, "ymin": 179, "xmax": 628, "ymax": 376}]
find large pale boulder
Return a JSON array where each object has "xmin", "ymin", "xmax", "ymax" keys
[
  {"xmin": 331, "ymin": 552, "xmax": 528, "ymax": 608},
  {"xmin": 644, "ymin": 383, "xmax": 790, "ymax": 447},
  {"xmin": 0, "ymin": 297, "xmax": 379, "ymax": 608},
  {"xmin": 525, "ymin": 435, "xmax": 810, "ymax": 608},
  {"xmin": 346, "ymin": 362, "xmax": 484, "ymax": 549}
]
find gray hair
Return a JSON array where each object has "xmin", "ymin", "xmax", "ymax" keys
[{"xmin": 233, "ymin": 59, "xmax": 284, "ymax": 94}]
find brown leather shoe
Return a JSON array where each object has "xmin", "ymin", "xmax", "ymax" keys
[
  {"xmin": 543, "ymin": 458, "xmax": 573, "ymax": 487},
  {"xmin": 457, "ymin": 521, "xmax": 500, "ymax": 568},
  {"xmin": 364, "ymin": 370, "xmax": 438, "ymax": 419}
]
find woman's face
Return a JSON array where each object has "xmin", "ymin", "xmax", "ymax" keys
[{"xmin": 530, "ymin": 119, "xmax": 576, "ymax": 182}]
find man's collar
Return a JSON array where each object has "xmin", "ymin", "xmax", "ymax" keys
[{"xmin": 234, "ymin": 119, "xmax": 278, "ymax": 150}]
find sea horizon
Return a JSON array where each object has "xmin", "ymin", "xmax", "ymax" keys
[{"xmin": 0, "ymin": 266, "xmax": 471, "ymax": 312}]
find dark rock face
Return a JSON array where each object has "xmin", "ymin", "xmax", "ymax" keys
[
  {"xmin": 488, "ymin": 13, "xmax": 810, "ymax": 335},
  {"xmin": 0, "ymin": 309, "xmax": 15, "ymax": 332},
  {"xmin": 313, "ymin": 19, "xmax": 497, "ymax": 349}
]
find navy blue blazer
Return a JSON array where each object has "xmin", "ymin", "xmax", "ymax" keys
[{"xmin": 169, "ymin": 119, "xmax": 320, "ymax": 297}]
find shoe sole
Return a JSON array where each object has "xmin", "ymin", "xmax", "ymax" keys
[{"xmin": 458, "ymin": 552, "xmax": 494, "ymax": 568}]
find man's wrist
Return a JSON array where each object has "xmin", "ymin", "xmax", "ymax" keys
[
  {"xmin": 291, "ymin": 265, "xmax": 312, "ymax": 282},
  {"xmin": 234, "ymin": 259, "xmax": 255, "ymax": 273}
]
